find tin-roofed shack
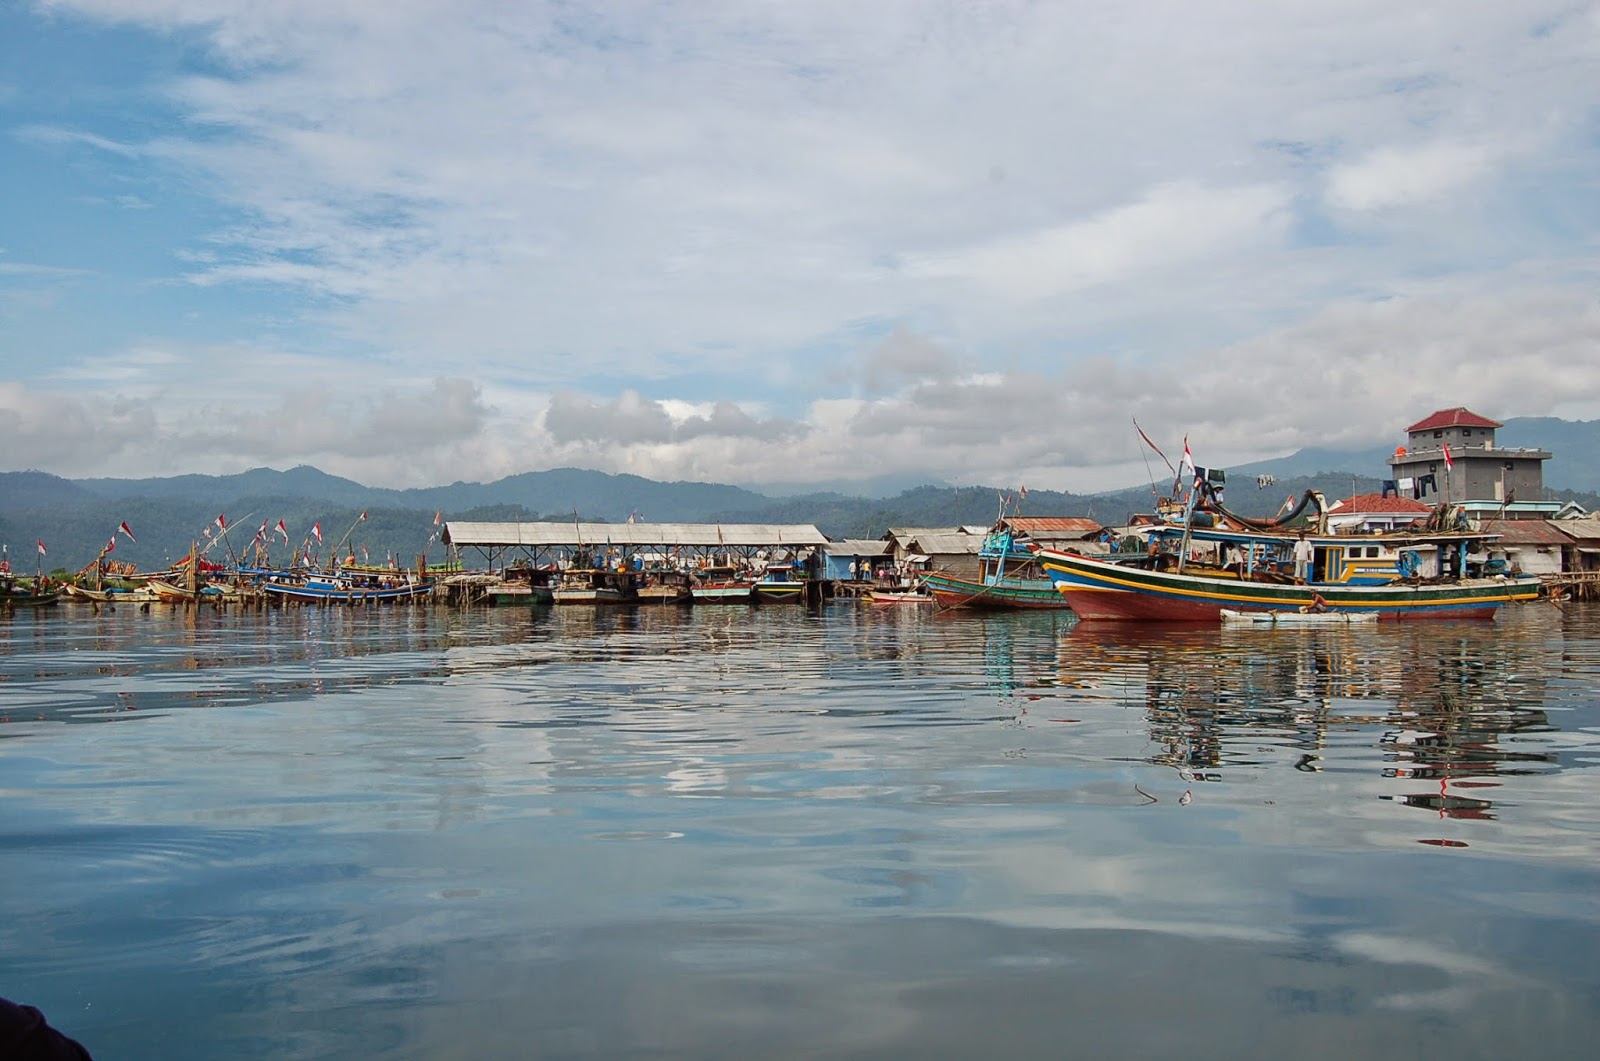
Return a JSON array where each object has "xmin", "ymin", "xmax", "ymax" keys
[
  {"xmin": 900, "ymin": 531, "xmax": 982, "ymax": 580},
  {"xmin": 817, "ymin": 540, "xmax": 892, "ymax": 582},
  {"xmin": 1556, "ymin": 515, "xmax": 1600, "ymax": 574},
  {"xmin": 1001, "ymin": 516, "xmax": 1105, "ymax": 553},
  {"xmin": 1477, "ymin": 519, "xmax": 1570, "ymax": 578}
]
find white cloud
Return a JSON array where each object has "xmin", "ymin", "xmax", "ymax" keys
[
  {"xmin": 905, "ymin": 182, "xmax": 1293, "ymax": 302},
  {"xmin": 4, "ymin": 0, "xmax": 1599, "ymax": 490},
  {"xmin": 1326, "ymin": 140, "xmax": 1503, "ymax": 212}
]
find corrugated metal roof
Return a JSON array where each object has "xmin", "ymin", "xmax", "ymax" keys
[
  {"xmin": 1478, "ymin": 519, "xmax": 1574, "ymax": 546},
  {"xmin": 1552, "ymin": 517, "xmax": 1600, "ymax": 541},
  {"xmin": 885, "ymin": 526, "xmax": 976, "ymax": 541},
  {"xmin": 819, "ymin": 539, "xmax": 892, "ymax": 557},
  {"xmin": 443, "ymin": 521, "xmax": 828, "ymax": 548},
  {"xmin": 1406, "ymin": 407, "xmax": 1502, "ymax": 432},
  {"xmin": 906, "ymin": 532, "xmax": 982, "ymax": 555},
  {"xmin": 1004, "ymin": 516, "xmax": 1103, "ymax": 537}
]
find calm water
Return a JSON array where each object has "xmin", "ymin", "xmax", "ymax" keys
[{"xmin": 2, "ymin": 599, "xmax": 1598, "ymax": 1059}]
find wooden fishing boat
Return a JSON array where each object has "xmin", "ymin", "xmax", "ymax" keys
[
  {"xmin": 485, "ymin": 566, "xmax": 555, "ymax": 606},
  {"xmin": 551, "ymin": 567, "xmax": 638, "ymax": 605},
  {"xmin": 254, "ymin": 569, "xmax": 434, "ymax": 604},
  {"xmin": 691, "ymin": 566, "xmax": 755, "ymax": 603},
  {"xmin": 868, "ymin": 587, "xmax": 933, "ymax": 605},
  {"xmin": 63, "ymin": 583, "xmax": 160, "ymax": 604},
  {"xmin": 752, "ymin": 562, "xmax": 806, "ymax": 604},
  {"xmin": 2, "ymin": 574, "xmax": 61, "ymax": 608},
  {"xmin": 1039, "ymin": 483, "xmax": 1541, "ymax": 621},
  {"xmin": 147, "ymin": 578, "xmax": 208, "ymax": 604},
  {"xmin": 636, "ymin": 570, "xmax": 693, "ymax": 605},
  {"xmin": 1220, "ymin": 608, "xmax": 1379, "ymax": 625},
  {"xmin": 922, "ymin": 528, "xmax": 1072, "ymax": 610}
]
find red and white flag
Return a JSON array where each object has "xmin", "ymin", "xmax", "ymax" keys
[
  {"xmin": 118, "ymin": 520, "xmax": 137, "ymax": 543},
  {"xmin": 276, "ymin": 519, "xmax": 289, "ymax": 543},
  {"xmin": 104, "ymin": 536, "xmax": 116, "ymax": 555},
  {"xmin": 433, "ymin": 510, "xmax": 442, "ymax": 527},
  {"xmin": 312, "ymin": 522, "xmax": 323, "ymax": 543},
  {"xmin": 36, "ymin": 539, "xmax": 46, "ymax": 557},
  {"xmin": 359, "ymin": 510, "xmax": 367, "ymax": 521},
  {"xmin": 1181, "ymin": 436, "xmax": 1193, "ymax": 473},
  {"xmin": 215, "ymin": 514, "xmax": 227, "ymax": 532},
  {"xmin": 1442, "ymin": 443, "xmax": 1454, "ymax": 469}
]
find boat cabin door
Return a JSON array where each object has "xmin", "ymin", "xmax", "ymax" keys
[{"xmin": 1313, "ymin": 546, "xmax": 1341, "ymax": 584}]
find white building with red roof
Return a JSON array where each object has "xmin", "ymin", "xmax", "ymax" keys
[{"xmin": 1325, "ymin": 492, "xmax": 1432, "ymax": 534}]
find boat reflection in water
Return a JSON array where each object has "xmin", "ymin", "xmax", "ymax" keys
[{"xmin": 1047, "ymin": 603, "xmax": 1565, "ymax": 843}]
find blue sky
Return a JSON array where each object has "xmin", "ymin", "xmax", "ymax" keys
[{"xmin": 3, "ymin": 1, "xmax": 1599, "ymax": 493}]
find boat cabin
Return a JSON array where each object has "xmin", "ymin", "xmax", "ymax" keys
[{"xmin": 1139, "ymin": 525, "xmax": 1487, "ymax": 586}]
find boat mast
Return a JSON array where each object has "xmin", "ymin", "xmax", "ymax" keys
[{"xmin": 330, "ymin": 511, "xmax": 368, "ymax": 570}]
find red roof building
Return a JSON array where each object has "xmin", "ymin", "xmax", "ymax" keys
[
  {"xmin": 1405, "ymin": 408, "xmax": 1502, "ymax": 433},
  {"xmin": 1326, "ymin": 493, "xmax": 1431, "ymax": 533},
  {"xmin": 1390, "ymin": 408, "xmax": 1551, "ymax": 518}
]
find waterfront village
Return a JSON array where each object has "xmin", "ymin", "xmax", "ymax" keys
[{"xmin": 5, "ymin": 407, "xmax": 1600, "ymax": 614}]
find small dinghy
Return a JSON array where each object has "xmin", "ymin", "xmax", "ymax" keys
[{"xmin": 1221, "ymin": 609, "xmax": 1379, "ymax": 625}]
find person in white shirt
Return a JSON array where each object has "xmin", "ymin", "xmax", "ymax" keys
[{"xmin": 1292, "ymin": 533, "xmax": 1314, "ymax": 582}]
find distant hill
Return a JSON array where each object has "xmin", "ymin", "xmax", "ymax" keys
[{"xmin": 3, "ymin": 414, "xmax": 1595, "ymax": 569}]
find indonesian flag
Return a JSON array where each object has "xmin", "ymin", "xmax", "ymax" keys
[
  {"xmin": 118, "ymin": 520, "xmax": 137, "ymax": 543},
  {"xmin": 434, "ymin": 510, "xmax": 442, "ymax": 527},
  {"xmin": 312, "ymin": 522, "xmax": 323, "ymax": 543},
  {"xmin": 104, "ymin": 536, "xmax": 116, "ymax": 555},
  {"xmin": 276, "ymin": 519, "xmax": 289, "ymax": 543},
  {"xmin": 36, "ymin": 539, "xmax": 46, "ymax": 557},
  {"xmin": 1180, "ymin": 436, "xmax": 1194, "ymax": 474},
  {"xmin": 359, "ymin": 510, "xmax": 368, "ymax": 521},
  {"xmin": 1442, "ymin": 443, "xmax": 1454, "ymax": 470},
  {"xmin": 215, "ymin": 514, "xmax": 227, "ymax": 532},
  {"xmin": 256, "ymin": 519, "xmax": 268, "ymax": 542}
]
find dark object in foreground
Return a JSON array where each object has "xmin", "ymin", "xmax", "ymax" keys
[{"xmin": 1, "ymin": 997, "xmax": 94, "ymax": 1060}]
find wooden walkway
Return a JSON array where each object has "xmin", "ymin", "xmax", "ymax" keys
[{"xmin": 1541, "ymin": 571, "xmax": 1600, "ymax": 601}]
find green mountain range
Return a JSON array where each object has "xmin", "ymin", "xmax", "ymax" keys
[{"xmin": 4, "ymin": 416, "xmax": 1597, "ymax": 572}]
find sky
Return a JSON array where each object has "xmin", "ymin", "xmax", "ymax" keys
[{"xmin": 2, "ymin": 1, "xmax": 1599, "ymax": 495}]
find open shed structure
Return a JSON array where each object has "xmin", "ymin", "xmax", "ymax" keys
[{"xmin": 441, "ymin": 521, "xmax": 830, "ymax": 571}]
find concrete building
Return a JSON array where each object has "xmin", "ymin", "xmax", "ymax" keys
[{"xmin": 1388, "ymin": 408, "xmax": 1557, "ymax": 519}]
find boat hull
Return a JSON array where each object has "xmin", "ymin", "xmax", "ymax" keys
[
  {"xmin": 1038, "ymin": 548, "xmax": 1540, "ymax": 621},
  {"xmin": 921, "ymin": 570, "xmax": 1072, "ymax": 610},
  {"xmin": 637, "ymin": 585, "xmax": 692, "ymax": 605},
  {"xmin": 552, "ymin": 588, "xmax": 628, "ymax": 604},
  {"xmin": 753, "ymin": 583, "xmax": 805, "ymax": 604},
  {"xmin": 691, "ymin": 584, "xmax": 753, "ymax": 603},
  {"xmin": 260, "ymin": 581, "xmax": 433, "ymax": 604},
  {"xmin": 868, "ymin": 590, "xmax": 932, "ymax": 605},
  {"xmin": 2, "ymin": 590, "xmax": 61, "ymax": 607},
  {"xmin": 1221, "ymin": 608, "xmax": 1379, "ymax": 625}
]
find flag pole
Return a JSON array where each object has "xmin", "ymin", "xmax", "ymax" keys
[{"xmin": 332, "ymin": 510, "xmax": 368, "ymax": 569}]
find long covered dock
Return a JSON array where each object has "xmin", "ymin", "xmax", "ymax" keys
[{"xmin": 440, "ymin": 521, "xmax": 831, "ymax": 570}]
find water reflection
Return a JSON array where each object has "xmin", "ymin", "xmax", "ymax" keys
[
  {"xmin": 3, "ymin": 602, "xmax": 1599, "ymax": 1059},
  {"xmin": 1046, "ymin": 604, "xmax": 1578, "ymax": 844}
]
